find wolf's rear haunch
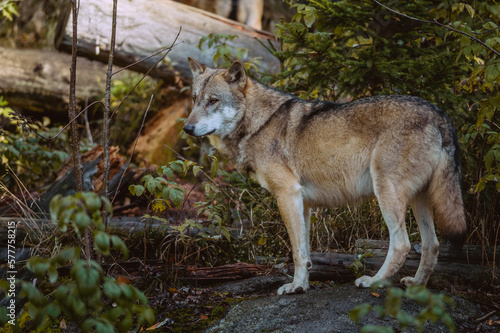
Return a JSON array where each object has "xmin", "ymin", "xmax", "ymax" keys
[{"xmin": 184, "ymin": 57, "xmax": 467, "ymax": 295}]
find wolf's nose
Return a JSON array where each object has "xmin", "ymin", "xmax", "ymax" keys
[{"xmin": 183, "ymin": 124, "xmax": 195, "ymax": 136}]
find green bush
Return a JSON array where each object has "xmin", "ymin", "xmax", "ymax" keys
[
  {"xmin": 0, "ymin": 192, "xmax": 154, "ymax": 332},
  {"xmin": 349, "ymin": 281, "xmax": 455, "ymax": 333},
  {"xmin": 0, "ymin": 97, "xmax": 95, "ymax": 191}
]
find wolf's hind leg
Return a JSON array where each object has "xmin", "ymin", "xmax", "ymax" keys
[
  {"xmin": 401, "ymin": 195, "xmax": 439, "ymax": 286},
  {"xmin": 276, "ymin": 186, "xmax": 311, "ymax": 295},
  {"xmin": 355, "ymin": 182, "xmax": 411, "ymax": 288}
]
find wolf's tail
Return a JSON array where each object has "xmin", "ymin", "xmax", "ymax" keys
[{"xmin": 428, "ymin": 125, "xmax": 467, "ymax": 245}]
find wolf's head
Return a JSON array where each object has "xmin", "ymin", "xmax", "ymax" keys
[{"xmin": 183, "ymin": 58, "xmax": 248, "ymax": 138}]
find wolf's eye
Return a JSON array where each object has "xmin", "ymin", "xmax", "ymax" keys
[
  {"xmin": 209, "ymin": 98, "xmax": 218, "ymax": 104},
  {"xmin": 192, "ymin": 96, "xmax": 196, "ymax": 103}
]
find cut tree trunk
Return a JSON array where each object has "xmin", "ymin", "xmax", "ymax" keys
[
  {"xmin": 0, "ymin": 47, "xmax": 107, "ymax": 113},
  {"xmin": 54, "ymin": 0, "xmax": 280, "ymax": 83}
]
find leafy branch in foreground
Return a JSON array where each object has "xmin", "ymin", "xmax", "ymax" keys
[
  {"xmin": 0, "ymin": 192, "xmax": 154, "ymax": 332},
  {"xmin": 349, "ymin": 281, "xmax": 455, "ymax": 333}
]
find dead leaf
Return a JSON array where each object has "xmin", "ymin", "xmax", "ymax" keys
[
  {"xmin": 118, "ymin": 275, "xmax": 131, "ymax": 285},
  {"xmin": 146, "ymin": 322, "xmax": 161, "ymax": 330},
  {"xmin": 370, "ymin": 292, "xmax": 380, "ymax": 297},
  {"xmin": 200, "ymin": 314, "xmax": 208, "ymax": 320},
  {"xmin": 60, "ymin": 318, "xmax": 67, "ymax": 329}
]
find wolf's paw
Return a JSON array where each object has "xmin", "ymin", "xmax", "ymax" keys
[
  {"xmin": 277, "ymin": 282, "xmax": 308, "ymax": 295},
  {"xmin": 400, "ymin": 276, "xmax": 416, "ymax": 286},
  {"xmin": 400, "ymin": 276, "xmax": 425, "ymax": 287},
  {"xmin": 354, "ymin": 275, "xmax": 377, "ymax": 288}
]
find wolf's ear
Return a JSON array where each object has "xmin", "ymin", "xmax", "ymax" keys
[
  {"xmin": 224, "ymin": 61, "xmax": 247, "ymax": 90},
  {"xmin": 188, "ymin": 57, "xmax": 206, "ymax": 78}
]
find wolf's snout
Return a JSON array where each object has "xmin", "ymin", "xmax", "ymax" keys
[{"xmin": 183, "ymin": 124, "xmax": 196, "ymax": 136}]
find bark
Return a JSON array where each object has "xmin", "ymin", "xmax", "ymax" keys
[
  {"xmin": 0, "ymin": 47, "xmax": 106, "ymax": 113},
  {"xmin": 54, "ymin": 0, "xmax": 280, "ymax": 83},
  {"xmin": 33, "ymin": 145, "xmax": 143, "ymax": 213}
]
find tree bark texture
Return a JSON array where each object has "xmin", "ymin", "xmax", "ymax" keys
[
  {"xmin": 54, "ymin": 0, "xmax": 280, "ymax": 83},
  {"xmin": 0, "ymin": 47, "xmax": 106, "ymax": 113}
]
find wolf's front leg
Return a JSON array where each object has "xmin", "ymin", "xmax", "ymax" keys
[{"xmin": 275, "ymin": 187, "xmax": 311, "ymax": 295}]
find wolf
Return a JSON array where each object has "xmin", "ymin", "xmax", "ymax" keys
[{"xmin": 183, "ymin": 58, "xmax": 467, "ymax": 295}]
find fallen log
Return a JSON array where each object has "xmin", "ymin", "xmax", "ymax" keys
[
  {"xmin": 54, "ymin": 0, "xmax": 280, "ymax": 83},
  {"xmin": 0, "ymin": 47, "xmax": 107, "ymax": 113},
  {"xmin": 354, "ymin": 238, "xmax": 499, "ymax": 264}
]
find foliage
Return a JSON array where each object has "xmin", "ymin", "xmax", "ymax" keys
[
  {"xmin": 0, "ymin": 192, "xmax": 155, "ymax": 332},
  {"xmin": 198, "ymin": 33, "xmax": 262, "ymax": 74},
  {"xmin": 349, "ymin": 281, "xmax": 456, "ymax": 332},
  {"xmin": 108, "ymin": 73, "xmax": 161, "ymax": 152},
  {"xmin": 129, "ymin": 159, "xmax": 198, "ymax": 212},
  {"xmin": 272, "ymin": 0, "xmax": 499, "ymax": 245},
  {"xmin": 0, "ymin": 0, "xmax": 19, "ymax": 21},
  {"xmin": 0, "ymin": 98, "xmax": 94, "ymax": 191},
  {"xmin": 350, "ymin": 252, "xmax": 374, "ymax": 278}
]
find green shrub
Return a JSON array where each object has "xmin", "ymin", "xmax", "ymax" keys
[
  {"xmin": 0, "ymin": 192, "xmax": 154, "ymax": 332},
  {"xmin": 349, "ymin": 281, "xmax": 455, "ymax": 332}
]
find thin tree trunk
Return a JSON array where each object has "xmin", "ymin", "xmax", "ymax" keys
[
  {"xmin": 68, "ymin": 0, "xmax": 90, "ymax": 261},
  {"xmin": 102, "ymin": 0, "xmax": 118, "ymax": 229}
]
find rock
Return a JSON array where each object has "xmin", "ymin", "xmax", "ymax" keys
[
  {"xmin": 205, "ymin": 285, "xmax": 480, "ymax": 333},
  {"xmin": 214, "ymin": 275, "xmax": 291, "ymax": 296}
]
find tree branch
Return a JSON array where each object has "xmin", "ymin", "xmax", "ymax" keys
[
  {"xmin": 103, "ymin": 0, "xmax": 118, "ymax": 229},
  {"xmin": 373, "ymin": 0, "xmax": 500, "ymax": 58}
]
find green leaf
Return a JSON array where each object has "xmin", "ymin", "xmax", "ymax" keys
[
  {"xmin": 47, "ymin": 265, "xmax": 58, "ymax": 284},
  {"xmin": 47, "ymin": 304, "xmax": 61, "ymax": 319},
  {"xmin": 141, "ymin": 307, "xmax": 155, "ymax": 326},
  {"xmin": 111, "ymin": 235, "xmax": 129, "ymax": 258},
  {"xmin": 169, "ymin": 187, "xmax": 185, "ymax": 208},
  {"xmin": 76, "ymin": 266, "xmax": 101, "ymax": 295},
  {"xmin": 147, "ymin": 179, "xmax": 156, "ymax": 194},
  {"xmin": 163, "ymin": 167, "xmax": 174, "ymax": 179},
  {"xmin": 82, "ymin": 192, "xmax": 101, "ymax": 212},
  {"xmin": 162, "ymin": 187, "xmax": 171, "ymax": 200},
  {"xmin": 94, "ymin": 231, "xmax": 111, "ymax": 255},
  {"xmin": 129, "ymin": 184, "xmax": 145, "ymax": 196},
  {"xmin": 20, "ymin": 283, "xmax": 47, "ymax": 307},
  {"xmin": 118, "ymin": 313, "xmax": 133, "ymax": 333},
  {"xmin": 52, "ymin": 247, "xmax": 79, "ymax": 265},
  {"xmin": 349, "ymin": 303, "xmax": 372, "ymax": 323},
  {"xmin": 27, "ymin": 257, "xmax": 50, "ymax": 278},
  {"xmin": 103, "ymin": 279, "xmax": 122, "ymax": 299},
  {"xmin": 73, "ymin": 211, "xmax": 91, "ymax": 231},
  {"xmin": 33, "ymin": 305, "xmax": 49, "ymax": 328},
  {"xmin": 170, "ymin": 161, "xmax": 185, "ymax": 173},
  {"xmin": 193, "ymin": 165, "xmax": 202, "ymax": 177}
]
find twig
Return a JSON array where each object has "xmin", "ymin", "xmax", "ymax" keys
[
  {"xmin": 110, "ymin": 27, "xmax": 183, "ymax": 120},
  {"xmin": 162, "ymin": 144, "xmax": 254, "ymax": 221},
  {"xmin": 26, "ymin": 101, "xmax": 104, "ymax": 141},
  {"xmin": 111, "ymin": 95, "xmax": 154, "ymax": 204},
  {"xmin": 103, "ymin": 0, "xmax": 118, "ymax": 229},
  {"xmin": 83, "ymin": 98, "xmax": 93, "ymax": 144},
  {"xmin": 235, "ymin": 169, "xmax": 275, "ymax": 213},
  {"xmin": 111, "ymin": 41, "xmax": 183, "ymax": 77},
  {"xmin": 373, "ymin": 0, "xmax": 500, "ymax": 57},
  {"xmin": 475, "ymin": 310, "xmax": 497, "ymax": 322}
]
